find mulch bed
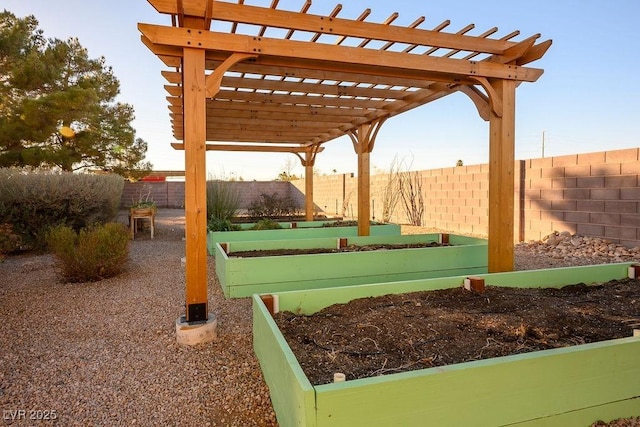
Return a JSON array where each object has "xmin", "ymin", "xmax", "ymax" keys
[
  {"xmin": 229, "ymin": 242, "xmax": 447, "ymax": 257},
  {"xmin": 274, "ymin": 278, "xmax": 640, "ymax": 386}
]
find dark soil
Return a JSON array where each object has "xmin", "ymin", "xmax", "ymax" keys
[
  {"xmin": 230, "ymin": 242, "xmax": 447, "ymax": 257},
  {"xmin": 274, "ymin": 278, "xmax": 640, "ymax": 386}
]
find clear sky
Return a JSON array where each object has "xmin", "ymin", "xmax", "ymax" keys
[{"xmin": 3, "ymin": 1, "xmax": 639, "ymax": 180}]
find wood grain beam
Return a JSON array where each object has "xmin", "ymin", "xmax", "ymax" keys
[
  {"xmin": 171, "ymin": 142, "xmax": 325, "ymax": 153},
  {"xmin": 139, "ymin": 23, "xmax": 545, "ymax": 82},
  {"xmin": 169, "ymin": 74, "xmax": 413, "ymax": 100},
  {"xmin": 182, "ymin": 46, "xmax": 208, "ymax": 322},
  {"xmin": 148, "ymin": 1, "xmax": 514, "ymax": 54},
  {"xmin": 488, "ymin": 78, "xmax": 516, "ymax": 273}
]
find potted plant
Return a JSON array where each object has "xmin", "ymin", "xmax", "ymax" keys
[
  {"xmin": 130, "ymin": 185, "xmax": 157, "ymax": 215},
  {"xmin": 129, "ymin": 185, "xmax": 157, "ymax": 238}
]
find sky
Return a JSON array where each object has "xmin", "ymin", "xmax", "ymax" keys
[{"xmin": 3, "ymin": 0, "xmax": 639, "ymax": 180}]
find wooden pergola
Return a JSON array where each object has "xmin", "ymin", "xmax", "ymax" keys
[{"xmin": 139, "ymin": 0, "xmax": 551, "ymax": 323}]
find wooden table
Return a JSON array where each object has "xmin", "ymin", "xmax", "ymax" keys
[{"xmin": 129, "ymin": 208, "xmax": 155, "ymax": 239}]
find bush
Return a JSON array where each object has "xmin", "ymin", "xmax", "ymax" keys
[
  {"xmin": 0, "ymin": 223, "xmax": 24, "ymax": 257},
  {"xmin": 250, "ymin": 219, "xmax": 282, "ymax": 230},
  {"xmin": 207, "ymin": 217, "xmax": 241, "ymax": 232},
  {"xmin": 206, "ymin": 180, "xmax": 240, "ymax": 225},
  {"xmin": 0, "ymin": 168, "xmax": 124, "ymax": 250},
  {"xmin": 247, "ymin": 192, "xmax": 300, "ymax": 218},
  {"xmin": 46, "ymin": 222, "xmax": 130, "ymax": 283}
]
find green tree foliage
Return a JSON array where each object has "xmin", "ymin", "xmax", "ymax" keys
[{"xmin": 0, "ymin": 11, "xmax": 152, "ymax": 179}]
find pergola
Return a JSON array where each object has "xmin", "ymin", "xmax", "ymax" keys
[{"xmin": 139, "ymin": 0, "xmax": 551, "ymax": 324}]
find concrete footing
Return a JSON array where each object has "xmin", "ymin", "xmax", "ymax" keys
[{"xmin": 175, "ymin": 313, "xmax": 217, "ymax": 345}]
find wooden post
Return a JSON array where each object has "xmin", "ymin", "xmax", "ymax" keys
[
  {"xmin": 487, "ymin": 78, "xmax": 516, "ymax": 273},
  {"xmin": 348, "ymin": 120, "xmax": 386, "ymax": 236},
  {"xmin": 304, "ymin": 151, "xmax": 314, "ymax": 222},
  {"xmin": 357, "ymin": 134, "xmax": 371, "ymax": 236},
  {"xmin": 295, "ymin": 146, "xmax": 320, "ymax": 222},
  {"xmin": 182, "ymin": 47, "xmax": 208, "ymax": 322}
]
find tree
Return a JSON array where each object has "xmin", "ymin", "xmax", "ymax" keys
[
  {"xmin": 276, "ymin": 156, "xmax": 301, "ymax": 181},
  {"xmin": 0, "ymin": 11, "xmax": 151, "ymax": 178}
]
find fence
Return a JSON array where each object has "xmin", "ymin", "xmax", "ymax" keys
[
  {"xmin": 290, "ymin": 148, "xmax": 640, "ymax": 247},
  {"xmin": 121, "ymin": 180, "xmax": 305, "ymax": 211},
  {"xmin": 122, "ymin": 148, "xmax": 640, "ymax": 247}
]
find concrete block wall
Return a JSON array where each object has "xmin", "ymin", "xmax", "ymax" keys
[
  {"xmin": 293, "ymin": 147, "xmax": 640, "ymax": 247},
  {"xmin": 522, "ymin": 148, "xmax": 639, "ymax": 246},
  {"xmin": 121, "ymin": 181, "xmax": 184, "ymax": 208},
  {"xmin": 122, "ymin": 148, "xmax": 639, "ymax": 246},
  {"xmin": 121, "ymin": 180, "xmax": 304, "ymax": 210}
]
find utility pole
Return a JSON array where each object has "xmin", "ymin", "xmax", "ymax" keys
[{"xmin": 541, "ymin": 130, "xmax": 546, "ymax": 158}]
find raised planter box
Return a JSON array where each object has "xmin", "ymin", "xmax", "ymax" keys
[
  {"xmin": 207, "ymin": 221, "xmax": 401, "ymax": 256},
  {"xmin": 216, "ymin": 233, "xmax": 487, "ymax": 298},
  {"xmin": 253, "ymin": 263, "xmax": 640, "ymax": 427}
]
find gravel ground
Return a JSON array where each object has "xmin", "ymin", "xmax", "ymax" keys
[
  {"xmin": 1, "ymin": 211, "xmax": 638, "ymax": 426},
  {"xmin": 1, "ymin": 210, "xmax": 277, "ymax": 426}
]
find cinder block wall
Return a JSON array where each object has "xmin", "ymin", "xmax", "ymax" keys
[
  {"xmin": 122, "ymin": 148, "xmax": 639, "ymax": 246},
  {"xmin": 292, "ymin": 148, "xmax": 640, "ymax": 247},
  {"xmin": 121, "ymin": 181, "xmax": 184, "ymax": 208},
  {"xmin": 522, "ymin": 148, "xmax": 639, "ymax": 246},
  {"xmin": 121, "ymin": 180, "xmax": 305, "ymax": 210}
]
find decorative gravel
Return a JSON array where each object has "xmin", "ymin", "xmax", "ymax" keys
[
  {"xmin": 0, "ymin": 210, "xmax": 277, "ymax": 426},
  {"xmin": 1, "ymin": 212, "xmax": 638, "ymax": 426}
]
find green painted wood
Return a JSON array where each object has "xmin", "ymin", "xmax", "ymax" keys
[
  {"xmin": 207, "ymin": 223, "xmax": 401, "ymax": 255},
  {"xmin": 253, "ymin": 263, "xmax": 640, "ymax": 427},
  {"xmin": 510, "ymin": 398, "xmax": 640, "ymax": 426},
  {"xmin": 216, "ymin": 236, "xmax": 488, "ymax": 298},
  {"xmin": 215, "ymin": 248, "xmax": 229, "ymax": 297},
  {"xmin": 229, "ymin": 267, "xmax": 488, "ymax": 299},
  {"xmin": 477, "ymin": 263, "xmax": 633, "ymax": 289},
  {"xmin": 235, "ymin": 220, "xmax": 337, "ymax": 230},
  {"xmin": 274, "ymin": 263, "xmax": 634, "ymax": 314},
  {"xmin": 224, "ymin": 237, "xmax": 343, "ymax": 253},
  {"xmin": 252, "ymin": 296, "xmax": 316, "ymax": 427},
  {"xmin": 312, "ymin": 338, "xmax": 640, "ymax": 426},
  {"xmin": 223, "ymin": 234, "xmax": 486, "ymax": 254},
  {"xmin": 252, "ymin": 264, "xmax": 639, "ymax": 426}
]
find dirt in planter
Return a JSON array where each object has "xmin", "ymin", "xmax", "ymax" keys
[
  {"xmin": 230, "ymin": 242, "xmax": 447, "ymax": 258},
  {"xmin": 274, "ymin": 278, "xmax": 640, "ymax": 386}
]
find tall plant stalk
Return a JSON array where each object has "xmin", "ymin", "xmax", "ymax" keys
[
  {"xmin": 397, "ymin": 158, "xmax": 425, "ymax": 226},
  {"xmin": 381, "ymin": 156, "xmax": 402, "ymax": 223},
  {"xmin": 206, "ymin": 180, "xmax": 240, "ymax": 222}
]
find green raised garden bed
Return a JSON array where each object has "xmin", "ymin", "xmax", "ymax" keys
[
  {"xmin": 207, "ymin": 221, "xmax": 401, "ymax": 256},
  {"xmin": 215, "ymin": 233, "xmax": 487, "ymax": 298},
  {"xmin": 253, "ymin": 263, "xmax": 640, "ymax": 427}
]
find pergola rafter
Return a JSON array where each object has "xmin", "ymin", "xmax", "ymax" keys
[{"xmin": 139, "ymin": 0, "xmax": 551, "ymax": 328}]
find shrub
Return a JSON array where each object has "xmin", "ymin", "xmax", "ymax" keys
[
  {"xmin": 0, "ymin": 168, "xmax": 124, "ymax": 250},
  {"xmin": 0, "ymin": 223, "xmax": 24, "ymax": 257},
  {"xmin": 247, "ymin": 192, "xmax": 299, "ymax": 218},
  {"xmin": 206, "ymin": 180, "xmax": 240, "ymax": 225},
  {"xmin": 250, "ymin": 219, "xmax": 282, "ymax": 230},
  {"xmin": 207, "ymin": 217, "xmax": 241, "ymax": 232},
  {"xmin": 46, "ymin": 222, "xmax": 130, "ymax": 283}
]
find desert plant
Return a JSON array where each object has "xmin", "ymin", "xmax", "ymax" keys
[
  {"xmin": 130, "ymin": 184, "xmax": 156, "ymax": 210},
  {"xmin": 248, "ymin": 192, "xmax": 299, "ymax": 218},
  {"xmin": 398, "ymin": 168, "xmax": 425, "ymax": 226},
  {"xmin": 0, "ymin": 168, "xmax": 123, "ymax": 250},
  {"xmin": 250, "ymin": 219, "xmax": 282, "ymax": 230},
  {"xmin": 0, "ymin": 223, "xmax": 23, "ymax": 261},
  {"xmin": 206, "ymin": 180, "xmax": 240, "ymax": 225},
  {"xmin": 207, "ymin": 217, "xmax": 241, "ymax": 232},
  {"xmin": 381, "ymin": 156, "xmax": 402, "ymax": 223},
  {"xmin": 46, "ymin": 222, "xmax": 130, "ymax": 283}
]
